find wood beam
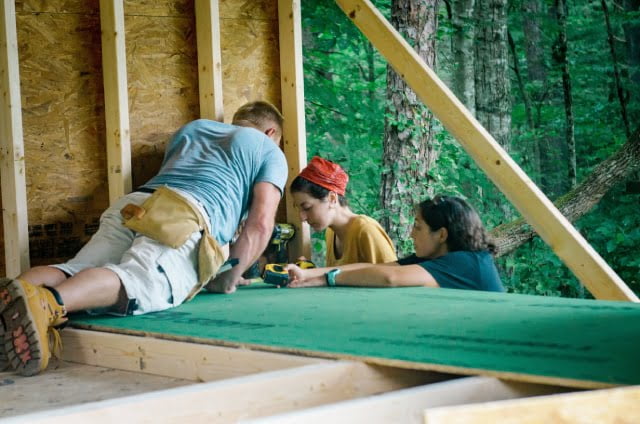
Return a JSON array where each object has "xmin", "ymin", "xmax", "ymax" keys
[
  {"xmin": 278, "ymin": 0, "xmax": 310, "ymax": 260},
  {"xmin": 195, "ymin": 0, "xmax": 224, "ymax": 121},
  {"xmin": 99, "ymin": 0, "xmax": 132, "ymax": 203},
  {"xmin": 0, "ymin": 0, "xmax": 30, "ymax": 276},
  {"xmin": 333, "ymin": 0, "xmax": 637, "ymax": 302},
  {"xmin": 424, "ymin": 385, "xmax": 640, "ymax": 424},
  {"xmin": 249, "ymin": 376, "xmax": 568, "ymax": 424},
  {"xmin": 61, "ymin": 328, "xmax": 323, "ymax": 381},
  {"xmin": 10, "ymin": 361, "xmax": 434, "ymax": 423}
]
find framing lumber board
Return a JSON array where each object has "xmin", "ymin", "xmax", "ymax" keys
[
  {"xmin": 100, "ymin": 0, "xmax": 132, "ymax": 203},
  {"xmin": 0, "ymin": 0, "xmax": 30, "ymax": 276},
  {"xmin": 423, "ymin": 385, "xmax": 640, "ymax": 424},
  {"xmin": 0, "ymin": 361, "xmax": 191, "ymax": 419},
  {"xmin": 195, "ymin": 0, "xmax": 224, "ymax": 121},
  {"xmin": 278, "ymin": 0, "xmax": 310, "ymax": 260},
  {"xmin": 61, "ymin": 328, "xmax": 324, "ymax": 381},
  {"xmin": 248, "ymin": 376, "xmax": 570, "ymax": 424},
  {"xmin": 3, "ymin": 361, "xmax": 439, "ymax": 423},
  {"xmin": 333, "ymin": 0, "xmax": 637, "ymax": 302}
]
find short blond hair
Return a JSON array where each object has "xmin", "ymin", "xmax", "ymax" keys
[{"xmin": 232, "ymin": 101, "xmax": 284, "ymax": 139}]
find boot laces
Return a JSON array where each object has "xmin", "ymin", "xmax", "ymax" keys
[{"xmin": 48, "ymin": 327, "xmax": 63, "ymax": 360}]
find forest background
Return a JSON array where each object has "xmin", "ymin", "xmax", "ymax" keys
[{"xmin": 301, "ymin": 0, "xmax": 640, "ymax": 297}]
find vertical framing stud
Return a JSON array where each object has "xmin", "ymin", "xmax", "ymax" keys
[
  {"xmin": 195, "ymin": 0, "xmax": 224, "ymax": 121},
  {"xmin": 100, "ymin": 0, "xmax": 132, "ymax": 203},
  {"xmin": 279, "ymin": 0, "xmax": 310, "ymax": 260},
  {"xmin": 0, "ymin": 0, "xmax": 30, "ymax": 276}
]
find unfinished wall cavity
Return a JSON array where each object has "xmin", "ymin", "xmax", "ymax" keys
[{"xmin": 1, "ymin": 0, "xmax": 281, "ymax": 273}]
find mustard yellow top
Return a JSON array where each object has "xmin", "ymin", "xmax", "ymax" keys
[{"xmin": 325, "ymin": 215, "xmax": 397, "ymax": 266}]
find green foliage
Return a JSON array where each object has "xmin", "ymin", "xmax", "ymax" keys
[
  {"xmin": 302, "ymin": 1, "xmax": 389, "ymax": 261},
  {"xmin": 302, "ymin": 0, "xmax": 639, "ymax": 297}
]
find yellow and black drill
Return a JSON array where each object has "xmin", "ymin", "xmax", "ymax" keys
[
  {"xmin": 270, "ymin": 223, "xmax": 295, "ymax": 264},
  {"xmin": 243, "ymin": 223, "xmax": 296, "ymax": 279},
  {"xmin": 262, "ymin": 223, "xmax": 316, "ymax": 286}
]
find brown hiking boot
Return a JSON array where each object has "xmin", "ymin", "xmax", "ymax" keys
[{"xmin": 0, "ymin": 279, "xmax": 67, "ymax": 376}]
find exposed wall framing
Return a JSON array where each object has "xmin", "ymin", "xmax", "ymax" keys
[{"xmin": 1, "ymin": 0, "xmax": 281, "ymax": 273}]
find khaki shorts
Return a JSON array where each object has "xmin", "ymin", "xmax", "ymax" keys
[{"xmin": 54, "ymin": 191, "xmax": 211, "ymax": 315}]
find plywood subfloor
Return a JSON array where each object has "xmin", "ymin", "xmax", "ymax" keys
[
  {"xmin": 0, "ymin": 360, "xmax": 192, "ymax": 418},
  {"xmin": 70, "ymin": 284, "xmax": 640, "ymax": 388}
]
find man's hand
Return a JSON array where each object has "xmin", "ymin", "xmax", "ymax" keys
[{"xmin": 205, "ymin": 270, "xmax": 251, "ymax": 294}]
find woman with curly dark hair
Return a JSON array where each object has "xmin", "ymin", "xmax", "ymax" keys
[{"xmin": 286, "ymin": 194, "xmax": 504, "ymax": 292}]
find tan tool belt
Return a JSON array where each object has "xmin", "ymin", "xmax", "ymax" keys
[{"xmin": 121, "ymin": 186, "xmax": 224, "ymax": 301}]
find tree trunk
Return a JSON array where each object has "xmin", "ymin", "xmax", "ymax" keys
[
  {"xmin": 473, "ymin": 0, "xmax": 512, "ymax": 225},
  {"xmin": 520, "ymin": 0, "xmax": 546, "ymax": 182},
  {"xmin": 508, "ymin": 31, "xmax": 534, "ymax": 129},
  {"xmin": 451, "ymin": 0, "xmax": 476, "ymax": 114},
  {"xmin": 492, "ymin": 127, "xmax": 640, "ymax": 256},
  {"xmin": 380, "ymin": 0, "xmax": 439, "ymax": 255},
  {"xmin": 473, "ymin": 0, "xmax": 511, "ymax": 150},
  {"xmin": 602, "ymin": 0, "xmax": 631, "ymax": 138},
  {"xmin": 523, "ymin": 0, "xmax": 547, "ymax": 85},
  {"xmin": 554, "ymin": 0, "xmax": 577, "ymax": 188},
  {"xmin": 623, "ymin": 0, "xmax": 640, "ymax": 121}
]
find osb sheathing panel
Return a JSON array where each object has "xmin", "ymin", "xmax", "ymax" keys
[{"xmin": 2, "ymin": 0, "xmax": 281, "ymax": 273}]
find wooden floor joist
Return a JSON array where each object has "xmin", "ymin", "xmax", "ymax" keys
[
  {"xmin": 2, "ymin": 360, "xmax": 443, "ymax": 423},
  {"xmin": 248, "ymin": 376, "xmax": 569, "ymax": 424},
  {"xmin": 424, "ymin": 385, "xmax": 640, "ymax": 424},
  {"xmin": 61, "ymin": 328, "xmax": 324, "ymax": 382}
]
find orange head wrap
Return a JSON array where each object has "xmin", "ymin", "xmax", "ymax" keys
[{"xmin": 298, "ymin": 156, "xmax": 349, "ymax": 196}]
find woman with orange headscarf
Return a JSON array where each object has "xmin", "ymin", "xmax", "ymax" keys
[{"xmin": 290, "ymin": 156, "xmax": 397, "ymax": 266}]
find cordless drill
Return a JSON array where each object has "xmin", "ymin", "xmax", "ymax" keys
[
  {"xmin": 271, "ymin": 223, "xmax": 295, "ymax": 264},
  {"xmin": 243, "ymin": 223, "xmax": 296, "ymax": 279}
]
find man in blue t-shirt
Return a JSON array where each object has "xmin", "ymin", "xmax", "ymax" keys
[{"xmin": 1, "ymin": 101, "xmax": 287, "ymax": 376}]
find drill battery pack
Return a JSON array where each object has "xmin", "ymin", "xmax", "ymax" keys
[{"xmin": 263, "ymin": 260, "xmax": 315, "ymax": 287}]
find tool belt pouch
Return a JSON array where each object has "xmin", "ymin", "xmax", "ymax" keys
[
  {"xmin": 122, "ymin": 186, "xmax": 226, "ymax": 301},
  {"xmin": 122, "ymin": 186, "xmax": 201, "ymax": 248}
]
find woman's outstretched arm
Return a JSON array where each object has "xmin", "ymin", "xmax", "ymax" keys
[{"xmin": 286, "ymin": 262, "xmax": 438, "ymax": 288}]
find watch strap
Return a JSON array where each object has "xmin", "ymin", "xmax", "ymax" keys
[{"xmin": 326, "ymin": 268, "xmax": 341, "ymax": 287}]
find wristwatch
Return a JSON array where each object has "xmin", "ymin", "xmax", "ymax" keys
[{"xmin": 325, "ymin": 268, "xmax": 341, "ymax": 287}]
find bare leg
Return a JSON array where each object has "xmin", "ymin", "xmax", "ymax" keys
[
  {"xmin": 54, "ymin": 268, "xmax": 125, "ymax": 313},
  {"xmin": 18, "ymin": 266, "xmax": 68, "ymax": 287}
]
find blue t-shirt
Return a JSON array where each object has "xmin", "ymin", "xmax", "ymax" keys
[
  {"xmin": 142, "ymin": 119, "xmax": 287, "ymax": 245},
  {"xmin": 397, "ymin": 251, "xmax": 504, "ymax": 292}
]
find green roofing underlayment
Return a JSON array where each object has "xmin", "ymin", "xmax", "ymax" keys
[{"xmin": 71, "ymin": 284, "xmax": 640, "ymax": 387}]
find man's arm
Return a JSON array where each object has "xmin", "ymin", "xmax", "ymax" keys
[{"xmin": 206, "ymin": 182, "xmax": 282, "ymax": 294}]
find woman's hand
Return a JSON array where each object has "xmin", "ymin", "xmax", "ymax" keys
[{"xmin": 285, "ymin": 264, "xmax": 326, "ymax": 288}]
